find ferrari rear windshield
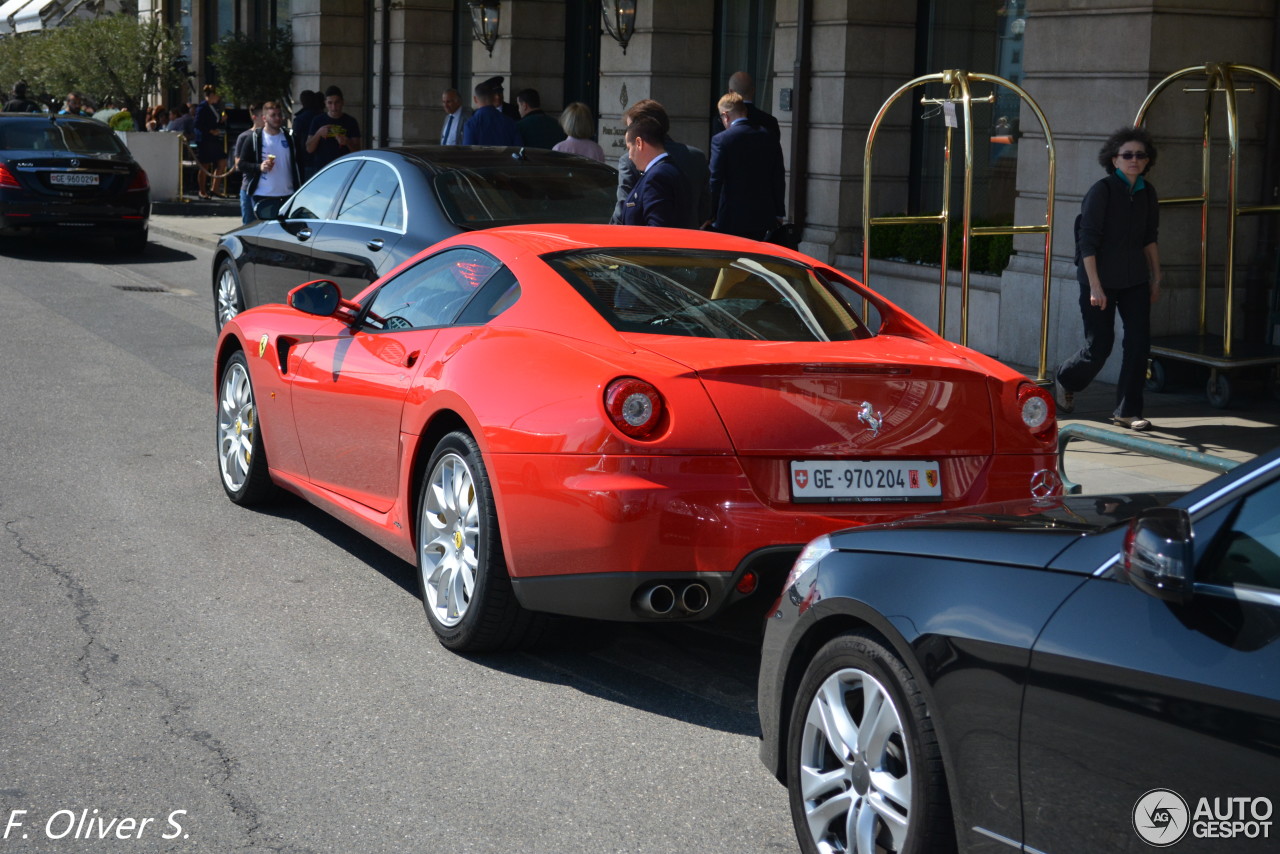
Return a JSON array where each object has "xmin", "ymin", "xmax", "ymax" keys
[
  {"xmin": 433, "ymin": 165, "xmax": 616, "ymax": 228},
  {"xmin": 0, "ymin": 120, "xmax": 127, "ymax": 156},
  {"xmin": 547, "ymin": 250, "xmax": 873, "ymax": 342}
]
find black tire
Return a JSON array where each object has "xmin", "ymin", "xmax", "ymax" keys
[
  {"xmin": 214, "ymin": 258, "xmax": 245, "ymax": 332},
  {"xmin": 116, "ymin": 229, "xmax": 148, "ymax": 255},
  {"xmin": 216, "ymin": 351, "xmax": 275, "ymax": 505},
  {"xmin": 415, "ymin": 431, "xmax": 544, "ymax": 652},
  {"xmin": 1206, "ymin": 371, "xmax": 1232, "ymax": 409},
  {"xmin": 787, "ymin": 632, "xmax": 955, "ymax": 854}
]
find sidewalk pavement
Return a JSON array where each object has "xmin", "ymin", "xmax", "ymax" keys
[{"xmin": 146, "ymin": 200, "xmax": 1280, "ymax": 498}]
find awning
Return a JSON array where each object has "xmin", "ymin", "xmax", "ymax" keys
[{"xmin": 0, "ymin": 0, "xmax": 71, "ymax": 35}]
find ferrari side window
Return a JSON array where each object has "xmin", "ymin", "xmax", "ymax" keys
[
  {"xmin": 285, "ymin": 160, "xmax": 359, "ymax": 222},
  {"xmin": 1199, "ymin": 479, "xmax": 1280, "ymax": 594},
  {"xmin": 364, "ymin": 249, "xmax": 501, "ymax": 331}
]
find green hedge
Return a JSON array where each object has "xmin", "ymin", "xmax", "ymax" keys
[{"xmin": 868, "ymin": 214, "xmax": 1013, "ymax": 274}]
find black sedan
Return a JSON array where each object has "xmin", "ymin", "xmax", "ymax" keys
[
  {"xmin": 212, "ymin": 146, "xmax": 617, "ymax": 329},
  {"xmin": 759, "ymin": 447, "xmax": 1280, "ymax": 853},
  {"xmin": 0, "ymin": 115, "xmax": 150, "ymax": 253}
]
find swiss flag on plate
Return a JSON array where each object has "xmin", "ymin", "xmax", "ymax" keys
[{"xmin": 794, "ymin": 469, "xmax": 809, "ymax": 489}]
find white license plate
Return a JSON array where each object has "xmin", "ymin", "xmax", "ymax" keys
[
  {"xmin": 50, "ymin": 173, "xmax": 99, "ymax": 186},
  {"xmin": 790, "ymin": 460, "xmax": 942, "ymax": 503}
]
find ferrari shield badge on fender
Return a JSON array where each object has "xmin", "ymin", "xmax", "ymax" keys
[{"xmin": 258, "ymin": 334, "xmax": 269, "ymax": 358}]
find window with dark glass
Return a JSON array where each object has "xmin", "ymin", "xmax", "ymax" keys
[{"xmin": 366, "ymin": 249, "xmax": 503, "ymax": 331}]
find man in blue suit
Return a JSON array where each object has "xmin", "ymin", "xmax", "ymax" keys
[
  {"xmin": 620, "ymin": 117, "xmax": 691, "ymax": 229},
  {"xmin": 463, "ymin": 80, "xmax": 522, "ymax": 146},
  {"xmin": 709, "ymin": 91, "xmax": 785, "ymax": 240}
]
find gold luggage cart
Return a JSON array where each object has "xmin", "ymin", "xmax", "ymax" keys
[
  {"xmin": 1135, "ymin": 62, "xmax": 1280, "ymax": 408},
  {"xmin": 862, "ymin": 69, "xmax": 1057, "ymax": 381}
]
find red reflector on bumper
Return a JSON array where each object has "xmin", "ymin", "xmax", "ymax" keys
[{"xmin": 736, "ymin": 571, "xmax": 758, "ymax": 595}]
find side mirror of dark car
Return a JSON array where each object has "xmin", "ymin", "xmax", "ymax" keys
[
  {"xmin": 254, "ymin": 197, "xmax": 286, "ymax": 221},
  {"xmin": 1122, "ymin": 507, "xmax": 1194, "ymax": 603},
  {"xmin": 288, "ymin": 280, "xmax": 360, "ymax": 322}
]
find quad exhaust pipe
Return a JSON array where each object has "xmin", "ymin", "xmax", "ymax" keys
[{"xmin": 635, "ymin": 582, "xmax": 710, "ymax": 616}]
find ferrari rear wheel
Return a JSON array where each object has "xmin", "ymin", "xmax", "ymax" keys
[
  {"xmin": 787, "ymin": 632, "xmax": 954, "ymax": 854},
  {"xmin": 217, "ymin": 351, "xmax": 275, "ymax": 505},
  {"xmin": 215, "ymin": 259, "xmax": 245, "ymax": 332},
  {"xmin": 416, "ymin": 432, "xmax": 543, "ymax": 652}
]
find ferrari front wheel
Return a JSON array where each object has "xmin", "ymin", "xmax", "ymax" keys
[
  {"xmin": 416, "ymin": 432, "xmax": 543, "ymax": 652},
  {"xmin": 787, "ymin": 632, "xmax": 954, "ymax": 854},
  {"xmin": 216, "ymin": 351, "xmax": 275, "ymax": 505}
]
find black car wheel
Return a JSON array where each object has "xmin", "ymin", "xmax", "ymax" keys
[
  {"xmin": 416, "ymin": 431, "xmax": 543, "ymax": 652},
  {"xmin": 216, "ymin": 351, "xmax": 275, "ymax": 505},
  {"xmin": 787, "ymin": 632, "xmax": 954, "ymax": 854},
  {"xmin": 215, "ymin": 258, "xmax": 245, "ymax": 332}
]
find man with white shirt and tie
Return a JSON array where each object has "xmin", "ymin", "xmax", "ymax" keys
[{"xmin": 440, "ymin": 88, "xmax": 466, "ymax": 145}]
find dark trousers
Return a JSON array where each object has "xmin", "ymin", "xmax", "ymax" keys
[{"xmin": 1056, "ymin": 278, "xmax": 1151, "ymax": 418}]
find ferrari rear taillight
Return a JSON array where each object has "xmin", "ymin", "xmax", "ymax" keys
[
  {"xmin": 604, "ymin": 377, "xmax": 665, "ymax": 439},
  {"xmin": 0, "ymin": 164, "xmax": 20, "ymax": 189},
  {"xmin": 1017, "ymin": 383, "xmax": 1054, "ymax": 439},
  {"xmin": 128, "ymin": 168, "xmax": 149, "ymax": 191}
]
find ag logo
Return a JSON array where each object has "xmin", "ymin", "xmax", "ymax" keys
[
  {"xmin": 1133, "ymin": 788, "xmax": 1190, "ymax": 846},
  {"xmin": 794, "ymin": 469, "xmax": 809, "ymax": 489}
]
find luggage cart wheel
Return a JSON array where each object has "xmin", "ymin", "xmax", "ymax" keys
[
  {"xmin": 1206, "ymin": 369, "xmax": 1232, "ymax": 409},
  {"xmin": 1145, "ymin": 358, "xmax": 1167, "ymax": 393}
]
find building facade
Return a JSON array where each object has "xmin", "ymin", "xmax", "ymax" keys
[{"xmin": 155, "ymin": 0, "xmax": 1279, "ymax": 379}]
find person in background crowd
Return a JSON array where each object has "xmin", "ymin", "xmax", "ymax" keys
[
  {"xmin": 619, "ymin": 116, "xmax": 691, "ymax": 229},
  {"xmin": 708, "ymin": 91, "xmax": 785, "ymax": 240},
  {"xmin": 1055, "ymin": 126, "xmax": 1163, "ymax": 432},
  {"xmin": 292, "ymin": 89, "xmax": 323, "ymax": 178},
  {"xmin": 3, "ymin": 81, "xmax": 41, "ymax": 113},
  {"xmin": 610, "ymin": 99, "xmax": 708, "ymax": 227},
  {"xmin": 195, "ymin": 85, "xmax": 228, "ymax": 199},
  {"xmin": 145, "ymin": 105, "xmax": 170, "ymax": 132},
  {"xmin": 439, "ymin": 88, "xmax": 466, "ymax": 145},
  {"xmin": 165, "ymin": 103, "xmax": 195, "ymax": 141},
  {"xmin": 515, "ymin": 89, "xmax": 566, "ymax": 149},
  {"xmin": 552, "ymin": 102, "xmax": 605, "ymax": 162},
  {"xmin": 306, "ymin": 85, "xmax": 362, "ymax": 171},
  {"xmin": 58, "ymin": 92, "xmax": 90, "ymax": 116},
  {"xmin": 239, "ymin": 101, "xmax": 302, "ymax": 223},
  {"xmin": 483, "ymin": 76, "xmax": 520, "ymax": 122},
  {"xmin": 463, "ymin": 80, "xmax": 521, "ymax": 146},
  {"xmin": 725, "ymin": 70, "xmax": 781, "ymax": 142},
  {"xmin": 233, "ymin": 104, "xmax": 265, "ymax": 223}
]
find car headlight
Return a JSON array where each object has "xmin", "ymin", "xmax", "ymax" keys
[{"xmin": 783, "ymin": 534, "xmax": 834, "ymax": 598}]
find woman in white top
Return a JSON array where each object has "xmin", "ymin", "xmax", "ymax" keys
[{"xmin": 552, "ymin": 102, "xmax": 606, "ymax": 162}]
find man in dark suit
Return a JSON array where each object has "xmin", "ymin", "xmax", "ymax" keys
[
  {"xmin": 619, "ymin": 117, "xmax": 691, "ymax": 229},
  {"xmin": 727, "ymin": 71, "xmax": 781, "ymax": 142},
  {"xmin": 463, "ymin": 80, "xmax": 522, "ymax": 146},
  {"xmin": 709, "ymin": 91, "xmax": 785, "ymax": 240},
  {"xmin": 610, "ymin": 99, "xmax": 707, "ymax": 227}
]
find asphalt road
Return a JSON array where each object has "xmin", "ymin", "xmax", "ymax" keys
[{"xmin": 0, "ymin": 233, "xmax": 797, "ymax": 853}]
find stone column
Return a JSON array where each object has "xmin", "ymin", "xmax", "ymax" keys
[
  {"xmin": 291, "ymin": 0, "xmax": 369, "ymax": 125},
  {"xmin": 467, "ymin": 0, "xmax": 567, "ymax": 120},
  {"xmin": 379, "ymin": 0, "xmax": 454, "ymax": 146}
]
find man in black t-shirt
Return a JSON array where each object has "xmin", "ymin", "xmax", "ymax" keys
[{"xmin": 305, "ymin": 86, "xmax": 362, "ymax": 171}]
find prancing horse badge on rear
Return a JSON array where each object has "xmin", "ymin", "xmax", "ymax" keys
[{"xmin": 858, "ymin": 401, "xmax": 883, "ymax": 437}]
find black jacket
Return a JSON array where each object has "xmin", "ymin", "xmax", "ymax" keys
[{"xmin": 1076, "ymin": 172, "xmax": 1159, "ymax": 290}]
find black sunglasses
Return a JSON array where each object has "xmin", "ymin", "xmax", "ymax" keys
[{"xmin": 1118, "ymin": 151, "xmax": 1149, "ymax": 160}]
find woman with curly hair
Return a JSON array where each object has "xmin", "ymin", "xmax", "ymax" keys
[{"xmin": 1055, "ymin": 126, "xmax": 1163, "ymax": 431}]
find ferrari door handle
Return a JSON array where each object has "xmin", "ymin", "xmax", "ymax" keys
[
  {"xmin": 296, "ymin": 228, "xmax": 312, "ymax": 241},
  {"xmin": 367, "ymin": 238, "xmax": 385, "ymax": 251},
  {"xmin": 403, "ymin": 350, "xmax": 419, "ymax": 368}
]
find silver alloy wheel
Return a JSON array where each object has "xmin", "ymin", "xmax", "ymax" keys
[
  {"xmin": 798, "ymin": 666, "xmax": 912, "ymax": 853},
  {"xmin": 217, "ymin": 360, "xmax": 256, "ymax": 492},
  {"xmin": 420, "ymin": 451, "xmax": 480, "ymax": 628},
  {"xmin": 216, "ymin": 265, "xmax": 242, "ymax": 329}
]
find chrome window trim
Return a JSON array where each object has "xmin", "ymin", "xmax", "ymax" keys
[
  {"xmin": 285, "ymin": 155, "xmax": 410, "ymax": 236},
  {"xmin": 1187, "ymin": 455, "xmax": 1280, "ymax": 515},
  {"xmin": 1195, "ymin": 583, "xmax": 1280, "ymax": 607}
]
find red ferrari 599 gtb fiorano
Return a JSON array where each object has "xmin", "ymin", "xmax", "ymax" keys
[{"xmin": 215, "ymin": 224, "xmax": 1059, "ymax": 651}]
